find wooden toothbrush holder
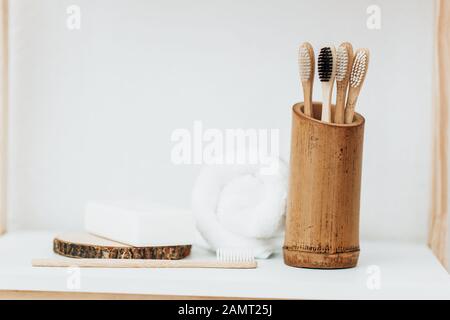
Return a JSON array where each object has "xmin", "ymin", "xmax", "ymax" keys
[{"xmin": 283, "ymin": 102, "xmax": 365, "ymax": 269}]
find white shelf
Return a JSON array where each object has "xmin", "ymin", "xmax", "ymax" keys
[{"xmin": 0, "ymin": 231, "xmax": 449, "ymax": 299}]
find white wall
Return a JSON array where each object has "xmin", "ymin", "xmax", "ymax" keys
[{"xmin": 8, "ymin": 0, "xmax": 433, "ymax": 242}]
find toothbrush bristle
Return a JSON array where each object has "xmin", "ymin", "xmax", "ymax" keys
[
  {"xmin": 216, "ymin": 248, "xmax": 255, "ymax": 263},
  {"xmin": 318, "ymin": 47, "xmax": 333, "ymax": 82},
  {"xmin": 299, "ymin": 44, "xmax": 311, "ymax": 81},
  {"xmin": 350, "ymin": 50, "xmax": 368, "ymax": 88},
  {"xmin": 336, "ymin": 46, "xmax": 348, "ymax": 82}
]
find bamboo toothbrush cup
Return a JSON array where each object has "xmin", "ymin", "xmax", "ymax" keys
[{"xmin": 283, "ymin": 102, "xmax": 365, "ymax": 269}]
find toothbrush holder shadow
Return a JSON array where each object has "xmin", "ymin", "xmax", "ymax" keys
[{"xmin": 283, "ymin": 102, "xmax": 365, "ymax": 269}]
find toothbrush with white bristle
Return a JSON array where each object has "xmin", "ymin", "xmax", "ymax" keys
[
  {"xmin": 318, "ymin": 46, "xmax": 337, "ymax": 123},
  {"xmin": 216, "ymin": 248, "xmax": 255, "ymax": 263},
  {"xmin": 334, "ymin": 43, "xmax": 353, "ymax": 124},
  {"xmin": 32, "ymin": 249, "xmax": 257, "ymax": 269},
  {"xmin": 298, "ymin": 42, "xmax": 315, "ymax": 117},
  {"xmin": 345, "ymin": 48, "xmax": 370, "ymax": 124}
]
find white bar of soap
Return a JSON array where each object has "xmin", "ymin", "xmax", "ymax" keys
[{"xmin": 84, "ymin": 201, "xmax": 196, "ymax": 247}]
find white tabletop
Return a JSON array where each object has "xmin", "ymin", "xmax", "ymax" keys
[{"xmin": 0, "ymin": 231, "xmax": 449, "ymax": 299}]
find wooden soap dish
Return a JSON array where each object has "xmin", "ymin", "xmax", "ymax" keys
[{"xmin": 53, "ymin": 233, "xmax": 191, "ymax": 260}]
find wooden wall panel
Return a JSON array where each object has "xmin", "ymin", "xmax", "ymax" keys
[
  {"xmin": 429, "ymin": 0, "xmax": 450, "ymax": 270},
  {"xmin": 0, "ymin": 0, "xmax": 7, "ymax": 235}
]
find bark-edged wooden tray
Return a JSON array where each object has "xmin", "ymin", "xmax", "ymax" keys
[{"xmin": 53, "ymin": 233, "xmax": 191, "ymax": 260}]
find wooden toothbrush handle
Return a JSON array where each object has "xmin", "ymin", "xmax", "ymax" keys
[
  {"xmin": 303, "ymin": 81, "xmax": 313, "ymax": 117},
  {"xmin": 345, "ymin": 88, "xmax": 359, "ymax": 124},
  {"xmin": 32, "ymin": 258, "xmax": 257, "ymax": 269},
  {"xmin": 321, "ymin": 84, "xmax": 332, "ymax": 122},
  {"xmin": 335, "ymin": 82, "xmax": 347, "ymax": 124}
]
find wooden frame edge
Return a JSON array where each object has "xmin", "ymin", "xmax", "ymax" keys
[
  {"xmin": 429, "ymin": 0, "xmax": 449, "ymax": 271},
  {"xmin": 0, "ymin": 290, "xmax": 267, "ymax": 300},
  {"xmin": 0, "ymin": 0, "xmax": 8, "ymax": 236}
]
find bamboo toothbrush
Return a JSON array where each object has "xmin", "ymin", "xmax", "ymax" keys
[
  {"xmin": 334, "ymin": 42, "xmax": 353, "ymax": 124},
  {"xmin": 298, "ymin": 42, "xmax": 315, "ymax": 117},
  {"xmin": 345, "ymin": 48, "xmax": 370, "ymax": 124},
  {"xmin": 318, "ymin": 46, "xmax": 337, "ymax": 123},
  {"xmin": 32, "ymin": 249, "xmax": 257, "ymax": 269}
]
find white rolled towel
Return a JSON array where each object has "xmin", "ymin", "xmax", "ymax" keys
[{"xmin": 192, "ymin": 158, "xmax": 288, "ymax": 258}]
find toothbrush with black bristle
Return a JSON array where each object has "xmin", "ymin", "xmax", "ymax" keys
[{"xmin": 318, "ymin": 46, "xmax": 337, "ymax": 123}]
